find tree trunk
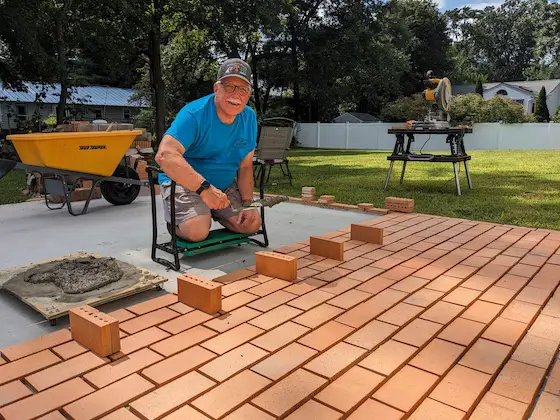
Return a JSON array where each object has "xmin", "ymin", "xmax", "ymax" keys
[
  {"xmin": 289, "ymin": 12, "xmax": 300, "ymax": 121},
  {"xmin": 55, "ymin": 1, "xmax": 72, "ymax": 125},
  {"xmin": 248, "ymin": 42, "xmax": 261, "ymax": 116},
  {"xmin": 150, "ymin": 0, "xmax": 166, "ymax": 145}
]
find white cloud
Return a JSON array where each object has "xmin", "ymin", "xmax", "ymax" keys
[
  {"xmin": 463, "ymin": 1, "xmax": 505, "ymax": 10},
  {"xmin": 436, "ymin": 0, "xmax": 445, "ymax": 8}
]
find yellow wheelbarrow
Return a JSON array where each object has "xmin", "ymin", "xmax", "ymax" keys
[{"xmin": 0, "ymin": 130, "xmax": 148, "ymax": 216}]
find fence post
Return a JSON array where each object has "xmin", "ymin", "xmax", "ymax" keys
[
  {"xmin": 317, "ymin": 121, "xmax": 321, "ymax": 148},
  {"xmin": 345, "ymin": 122, "xmax": 350, "ymax": 149}
]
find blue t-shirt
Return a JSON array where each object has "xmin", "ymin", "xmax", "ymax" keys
[{"xmin": 158, "ymin": 94, "xmax": 257, "ymax": 191}]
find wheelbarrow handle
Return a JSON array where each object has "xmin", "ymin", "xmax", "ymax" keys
[{"xmin": 0, "ymin": 159, "xmax": 18, "ymax": 181}]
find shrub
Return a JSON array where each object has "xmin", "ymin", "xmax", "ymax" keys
[
  {"xmin": 551, "ymin": 107, "xmax": 560, "ymax": 123},
  {"xmin": 380, "ymin": 94, "xmax": 429, "ymax": 122},
  {"xmin": 450, "ymin": 94, "xmax": 536, "ymax": 125}
]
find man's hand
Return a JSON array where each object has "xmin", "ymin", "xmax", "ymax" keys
[
  {"xmin": 200, "ymin": 186, "xmax": 230, "ymax": 209},
  {"xmin": 236, "ymin": 208, "xmax": 259, "ymax": 227}
]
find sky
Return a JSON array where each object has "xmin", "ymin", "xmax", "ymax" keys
[{"xmin": 437, "ymin": 0, "xmax": 505, "ymax": 10}]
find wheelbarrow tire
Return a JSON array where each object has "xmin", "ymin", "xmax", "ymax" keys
[{"xmin": 100, "ymin": 165, "xmax": 141, "ymax": 206}]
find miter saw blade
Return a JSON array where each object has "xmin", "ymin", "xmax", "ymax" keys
[{"xmin": 435, "ymin": 77, "xmax": 452, "ymax": 112}]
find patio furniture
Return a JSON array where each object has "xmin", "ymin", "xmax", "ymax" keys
[
  {"xmin": 253, "ymin": 117, "xmax": 296, "ymax": 186},
  {"xmin": 384, "ymin": 126, "xmax": 474, "ymax": 195}
]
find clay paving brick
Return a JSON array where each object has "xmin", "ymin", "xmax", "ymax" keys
[
  {"xmin": 201, "ymin": 323, "xmax": 263, "ymax": 355},
  {"xmin": 158, "ymin": 310, "xmax": 218, "ymax": 338},
  {"xmin": 316, "ymin": 365, "xmax": 384, "ymax": 413},
  {"xmin": 284, "ymin": 278, "xmax": 327, "ymax": 296},
  {"xmin": 338, "ymin": 257, "xmax": 373, "ymax": 271},
  {"xmin": 252, "ymin": 343, "xmax": 317, "ymax": 381},
  {"xmin": 390, "ymin": 276, "xmax": 429, "ymax": 293},
  {"xmin": 480, "ymin": 286, "xmax": 517, "ymax": 305},
  {"xmin": 346, "ymin": 266, "xmax": 384, "ymax": 282},
  {"xmin": 292, "ymin": 304, "xmax": 343, "ymax": 329},
  {"xmin": 0, "ymin": 329, "xmax": 71, "ymax": 361},
  {"xmin": 59, "ymin": 376, "xmax": 134, "ymax": 419},
  {"xmin": 425, "ymin": 275, "xmax": 462, "ymax": 293},
  {"xmin": 461, "ymin": 274, "xmax": 495, "ymax": 292},
  {"xmin": 177, "ymin": 274, "xmax": 223, "ymax": 314},
  {"xmin": 84, "ymin": 348, "xmax": 162, "ymax": 388},
  {"xmin": 490, "ymin": 360, "xmax": 546, "ymax": 404},
  {"xmin": 193, "ymin": 370, "xmax": 271, "ymax": 419},
  {"xmin": 377, "ymin": 303, "xmax": 424, "ymax": 327},
  {"xmin": 221, "ymin": 292, "xmax": 259, "ymax": 312},
  {"xmin": 461, "ymin": 300, "xmax": 503, "ymax": 324},
  {"xmin": 51, "ymin": 340, "xmax": 87, "ymax": 360},
  {"xmin": 304, "ymin": 341, "xmax": 366, "ymax": 378},
  {"xmin": 309, "ymin": 236, "xmax": 345, "ymax": 260},
  {"xmin": 542, "ymin": 296, "xmax": 560, "ymax": 318},
  {"xmin": 409, "ymin": 338, "xmax": 465, "ymax": 376},
  {"xmin": 142, "ymin": 345, "xmax": 216, "ymax": 385},
  {"xmin": 347, "ymin": 399, "xmax": 404, "ymax": 420},
  {"xmin": 408, "ymin": 398, "xmax": 465, "ymax": 420},
  {"xmin": 248, "ymin": 279, "xmax": 292, "ymax": 297},
  {"xmin": 255, "ymin": 251, "xmax": 298, "ymax": 282},
  {"xmin": 0, "ymin": 380, "xmax": 33, "ymax": 408},
  {"xmin": 458, "ymin": 338, "xmax": 511, "ymax": 375},
  {"xmin": 284, "ymin": 400, "xmax": 341, "ymax": 420},
  {"xmin": 344, "ymin": 319, "xmax": 398, "ymax": 350},
  {"xmin": 520, "ymin": 254, "xmax": 548, "ymax": 266},
  {"xmin": 214, "ymin": 269, "xmax": 254, "ymax": 284},
  {"xmin": 167, "ymin": 302, "xmax": 194, "ymax": 314},
  {"xmin": 0, "ymin": 349, "xmax": 60, "ymax": 386},
  {"xmin": 393, "ymin": 318, "xmax": 442, "ymax": 348},
  {"xmin": 443, "ymin": 287, "xmax": 482, "ymax": 306},
  {"xmin": 511, "ymin": 334, "xmax": 558, "ymax": 369},
  {"xmin": 248, "ymin": 290, "xmax": 297, "ymax": 312},
  {"xmin": 0, "ymin": 378, "xmax": 94, "ymax": 420},
  {"xmin": 298, "ymin": 321, "xmax": 354, "ymax": 351},
  {"xmin": 26, "ymin": 351, "xmax": 106, "ymax": 391},
  {"xmin": 222, "ymin": 404, "xmax": 274, "ymax": 420},
  {"xmin": 359, "ymin": 340, "xmax": 417, "ymax": 376},
  {"xmin": 445, "ymin": 264, "xmax": 479, "ymax": 279},
  {"xmin": 481, "ymin": 317, "xmax": 527, "ymax": 346},
  {"xmin": 251, "ymin": 322, "xmax": 309, "ymax": 352},
  {"xmin": 69, "ymin": 306, "xmax": 120, "ymax": 358},
  {"xmin": 420, "ymin": 301, "xmax": 464, "ymax": 325},
  {"xmin": 356, "ymin": 276, "xmax": 396, "ymax": 295},
  {"xmin": 251, "ymin": 368, "xmax": 327, "ymax": 418},
  {"xmin": 151, "ymin": 325, "xmax": 217, "ymax": 357},
  {"xmin": 371, "ymin": 257, "xmax": 406, "ymax": 270},
  {"xmin": 248, "ymin": 305, "xmax": 302, "ymax": 330},
  {"xmin": 404, "ymin": 288, "xmax": 444, "ymax": 308},
  {"xmin": 313, "ymin": 267, "xmax": 352, "ymax": 282},
  {"xmin": 373, "ymin": 365, "xmax": 439, "ymax": 413},
  {"xmin": 126, "ymin": 293, "xmax": 178, "ymax": 315},
  {"xmin": 108, "ymin": 309, "xmax": 137, "ymax": 323},
  {"xmin": 129, "ymin": 371, "xmax": 215, "ymax": 419},
  {"xmin": 320, "ymin": 277, "xmax": 361, "ymax": 295},
  {"xmin": 37, "ymin": 411, "xmax": 69, "ymax": 420},
  {"xmin": 295, "ymin": 267, "xmax": 321, "ymax": 280},
  {"xmin": 120, "ymin": 307, "xmax": 180, "ymax": 335},
  {"xmin": 516, "ymin": 286, "xmax": 551, "ymax": 305},
  {"xmin": 327, "ymin": 289, "xmax": 372, "ymax": 310},
  {"xmin": 288, "ymin": 289, "xmax": 333, "ymax": 311},
  {"xmin": 501, "ymin": 300, "xmax": 540, "ymax": 324},
  {"xmin": 222, "ymin": 279, "xmax": 260, "ymax": 297},
  {"xmin": 469, "ymin": 392, "xmax": 529, "ymax": 420},
  {"xmin": 205, "ymin": 306, "xmax": 261, "ymax": 333},
  {"xmin": 199, "ymin": 343, "xmax": 268, "ymax": 382},
  {"xmin": 508, "ymin": 263, "xmax": 540, "ymax": 278},
  {"xmin": 430, "ymin": 365, "xmax": 492, "ymax": 412},
  {"xmin": 100, "ymin": 408, "xmax": 143, "ymax": 419},
  {"xmin": 495, "ymin": 274, "xmax": 529, "ymax": 291}
]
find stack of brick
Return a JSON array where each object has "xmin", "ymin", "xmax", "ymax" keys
[
  {"xmin": 48, "ymin": 187, "xmax": 102, "ymax": 204},
  {"xmin": 385, "ymin": 196, "xmax": 415, "ymax": 213},
  {"xmin": 318, "ymin": 195, "xmax": 335, "ymax": 205},
  {"xmin": 301, "ymin": 187, "xmax": 316, "ymax": 202}
]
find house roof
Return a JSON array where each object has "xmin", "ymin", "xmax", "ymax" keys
[
  {"xmin": 335, "ymin": 112, "xmax": 381, "ymax": 122},
  {"xmin": 453, "ymin": 79, "xmax": 560, "ymax": 96},
  {"xmin": 0, "ymin": 82, "xmax": 148, "ymax": 107}
]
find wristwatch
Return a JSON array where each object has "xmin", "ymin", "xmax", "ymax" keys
[{"xmin": 196, "ymin": 180, "xmax": 211, "ymax": 195}]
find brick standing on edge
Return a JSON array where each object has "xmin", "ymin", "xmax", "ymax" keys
[
  {"xmin": 177, "ymin": 273, "xmax": 222, "ymax": 314},
  {"xmin": 350, "ymin": 224, "xmax": 384, "ymax": 245},
  {"xmin": 69, "ymin": 305, "xmax": 120, "ymax": 357},
  {"xmin": 309, "ymin": 236, "xmax": 344, "ymax": 260},
  {"xmin": 255, "ymin": 251, "xmax": 298, "ymax": 282}
]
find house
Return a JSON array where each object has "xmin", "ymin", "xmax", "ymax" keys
[
  {"xmin": 453, "ymin": 79, "xmax": 560, "ymax": 116},
  {"xmin": 332, "ymin": 112, "xmax": 382, "ymax": 123},
  {"xmin": 0, "ymin": 82, "xmax": 148, "ymax": 132}
]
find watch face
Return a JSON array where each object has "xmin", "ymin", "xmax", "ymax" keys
[{"xmin": 202, "ymin": 181, "xmax": 210, "ymax": 189}]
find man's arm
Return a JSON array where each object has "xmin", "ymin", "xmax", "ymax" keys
[
  {"xmin": 155, "ymin": 134, "xmax": 205, "ymax": 192},
  {"xmin": 237, "ymin": 150, "xmax": 255, "ymax": 203}
]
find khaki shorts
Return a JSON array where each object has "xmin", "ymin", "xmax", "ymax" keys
[{"xmin": 161, "ymin": 181, "xmax": 243, "ymax": 227}]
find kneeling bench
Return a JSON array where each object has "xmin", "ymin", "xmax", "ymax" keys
[{"xmin": 148, "ymin": 165, "xmax": 269, "ymax": 271}]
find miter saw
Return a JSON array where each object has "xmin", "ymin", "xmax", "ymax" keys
[{"xmin": 410, "ymin": 70, "xmax": 453, "ymax": 129}]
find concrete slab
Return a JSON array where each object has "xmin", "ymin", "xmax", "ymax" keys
[{"xmin": 0, "ymin": 195, "xmax": 376, "ymax": 348}]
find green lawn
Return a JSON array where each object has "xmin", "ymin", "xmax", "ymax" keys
[
  {"xmin": 0, "ymin": 169, "xmax": 28, "ymax": 205},
  {"xmin": 261, "ymin": 148, "xmax": 560, "ymax": 231}
]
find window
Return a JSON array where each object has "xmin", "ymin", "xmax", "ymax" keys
[
  {"xmin": 123, "ymin": 109, "xmax": 131, "ymax": 121},
  {"xmin": 16, "ymin": 104, "xmax": 27, "ymax": 120},
  {"xmin": 513, "ymin": 99, "xmax": 524, "ymax": 105},
  {"xmin": 93, "ymin": 108, "xmax": 102, "ymax": 119}
]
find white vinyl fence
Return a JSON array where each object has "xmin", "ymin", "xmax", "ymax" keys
[{"xmin": 294, "ymin": 122, "xmax": 560, "ymax": 151}]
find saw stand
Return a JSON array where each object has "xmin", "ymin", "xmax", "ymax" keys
[{"xmin": 384, "ymin": 126, "xmax": 474, "ymax": 195}]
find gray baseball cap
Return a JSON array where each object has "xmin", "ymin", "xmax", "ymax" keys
[{"xmin": 217, "ymin": 58, "xmax": 252, "ymax": 84}]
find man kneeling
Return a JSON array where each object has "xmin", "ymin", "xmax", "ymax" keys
[{"xmin": 155, "ymin": 58, "xmax": 261, "ymax": 242}]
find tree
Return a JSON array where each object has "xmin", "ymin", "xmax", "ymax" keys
[
  {"xmin": 475, "ymin": 79, "xmax": 483, "ymax": 96},
  {"xmin": 534, "ymin": 86, "xmax": 550, "ymax": 122}
]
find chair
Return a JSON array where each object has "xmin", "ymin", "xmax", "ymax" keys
[{"xmin": 253, "ymin": 118, "xmax": 296, "ymax": 186}]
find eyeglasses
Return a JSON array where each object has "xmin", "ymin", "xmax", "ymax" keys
[{"xmin": 218, "ymin": 81, "xmax": 252, "ymax": 96}]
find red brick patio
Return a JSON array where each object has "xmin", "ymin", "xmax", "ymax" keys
[{"xmin": 1, "ymin": 212, "xmax": 560, "ymax": 419}]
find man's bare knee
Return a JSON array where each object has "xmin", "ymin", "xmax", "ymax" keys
[{"xmin": 176, "ymin": 216, "xmax": 211, "ymax": 242}]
